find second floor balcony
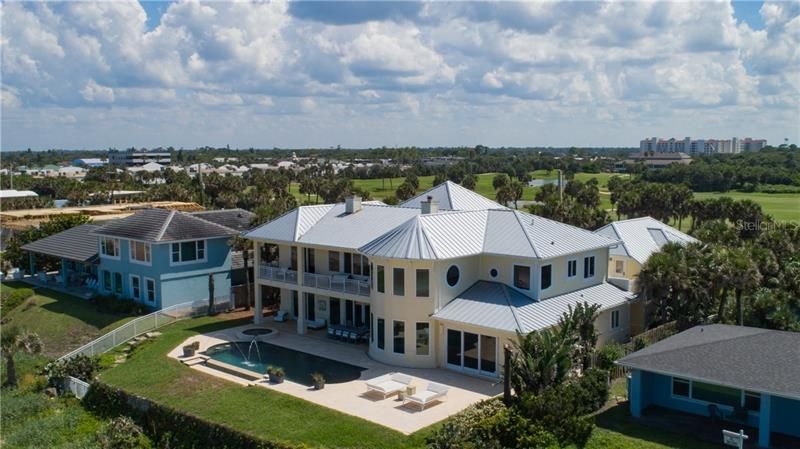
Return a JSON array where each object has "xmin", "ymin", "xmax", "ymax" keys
[
  {"xmin": 259, "ymin": 266, "xmax": 298, "ymax": 285},
  {"xmin": 303, "ymin": 272, "xmax": 370, "ymax": 297}
]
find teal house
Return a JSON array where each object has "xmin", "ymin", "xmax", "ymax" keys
[
  {"xmin": 90, "ymin": 208, "xmax": 254, "ymax": 309},
  {"xmin": 617, "ymin": 325, "xmax": 800, "ymax": 448}
]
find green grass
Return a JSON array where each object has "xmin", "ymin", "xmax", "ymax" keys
[
  {"xmin": 1, "ymin": 283, "xmax": 135, "ymax": 358},
  {"xmin": 100, "ymin": 315, "xmax": 437, "ymax": 449},
  {"xmin": 693, "ymin": 191, "xmax": 800, "ymax": 222}
]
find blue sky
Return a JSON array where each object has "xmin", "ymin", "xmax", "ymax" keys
[{"xmin": 2, "ymin": 1, "xmax": 798, "ymax": 150}]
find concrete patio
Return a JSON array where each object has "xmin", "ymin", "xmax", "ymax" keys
[{"xmin": 168, "ymin": 321, "xmax": 503, "ymax": 434}]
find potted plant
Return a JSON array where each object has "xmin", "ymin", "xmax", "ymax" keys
[
  {"xmin": 269, "ymin": 366, "xmax": 285, "ymax": 384},
  {"xmin": 182, "ymin": 341, "xmax": 200, "ymax": 357},
  {"xmin": 311, "ymin": 372, "xmax": 325, "ymax": 390}
]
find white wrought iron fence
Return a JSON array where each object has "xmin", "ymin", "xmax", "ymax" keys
[
  {"xmin": 58, "ymin": 296, "xmax": 231, "ymax": 362},
  {"xmin": 64, "ymin": 376, "xmax": 90, "ymax": 399}
]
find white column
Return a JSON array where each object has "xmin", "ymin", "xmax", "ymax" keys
[
  {"xmin": 253, "ymin": 242, "xmax": 263, "ymax": 324},
  {"xmin": 296, "ymin": 246, "xmax": 306, "ymax": 334}
]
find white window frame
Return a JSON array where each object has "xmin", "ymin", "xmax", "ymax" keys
[
  {"xmin": 102, "ymin": 270, "xmax": 112, "ymax": 292},
  {"xmin": 513, "ymin": 264, "xmax": 531, "ymax": 290},
  {"xmin": 130, "ymin": 275, "xmax": 142, "ymax": 300},
  {"xmin": 583, "ymin": 256, "xmax": 596, "ymax": 279},
  {"xmin": 144, "ymin": 277, "xmax": 156, "ymax": 303},
  {"xmin": 615, "ymin": 259, "xmax": 624, "ymax": 275},
  {"xmin": 445, "ymin": 264, "xmax": 461, "ymax": 289},
  {"xmin": 670, "ymin": 377, "xmax": 761, "ymax": 416},
  {"xmin": 567, "ymin": 259, "xmax": 577, "ymax": 278},
  {"xmin": 611, "ymin": 309, "xmax": 620, "ymax": 329},
  {"xmin": 170, "ymin": 239, "xmax": 207, "ymax": 266},
  {"xmin": 99, "ymin": 237, "xmax": 120, "ymax": 259},
  {"xmin": 415, "ymin": 322, "xmax": 430, "ymax": 356},
  {"xmin": 540, "ymin": 264, "xmax": 552, "ymax": 291},
  {"xmin": 128, "ymin": 240, "xmax": 152, "ymax": 266},
  {"xmin": 392, "ymin": 320, "xmax": 405, "ymax": 355}
]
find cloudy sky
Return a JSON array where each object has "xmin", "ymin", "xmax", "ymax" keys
[{"xmin": 1, "ymin": 1, "xmax": 798, "ymax": 150}]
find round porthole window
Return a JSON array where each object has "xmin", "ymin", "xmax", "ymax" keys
[
  {"xmin": 490, "ymin": 268, "xmax": 498, "ymax": 278},
  {"xmin": 446, "ymin": 265, "xmax": 460, "ymax": 287}
]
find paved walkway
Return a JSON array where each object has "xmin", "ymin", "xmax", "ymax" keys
[{"xmin": 168, "ymin": 322, "xmax": 502, "ymax": 434}]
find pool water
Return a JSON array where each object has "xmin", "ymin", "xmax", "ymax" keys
[
  {"xmin": 204, "ymin": 341, "xmax": 365, "ymax": 386},
  {"xmin": 242, "ymin": 328, "xmax": 273, "ymax": 336}
]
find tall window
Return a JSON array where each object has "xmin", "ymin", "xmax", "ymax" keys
[
  {"xmin": 611, "ymin": 309, "xmax": 620, "ymax": 328},
  {"xmin": 129, "ymin": 241, "xmax": 151, "ymax": 264},
  {"xmin": 567, "ymin": 259, "xmax": 577, "ymax": 278},
  {"xmin": 416, "ymin": 322, "xmax": 429, "ymax": 355},
  {"xmin": 377, "ymin": 318, "xmax": 385, "ymax": 350},
  {"xmin": 304, "ymin": 248, "xmax": 315, "ymax": 273},
  {"xmin": 290, "ymin": 246, "xmax": 298, "ymax": 270},
  {"xmin": 261, "ymin": 243, "xmax": 279, "ymax": 266},
  {"xmin": 583, "ymin": 256, "xmax": 595, "ymax": 278},
  {"xmin": 171, "ymin": 240, "xmax": 206, "ymax": 264},
  {"xmin": 103, "ymin": 270, "xmax": 112, "ymax": 292},
  {"xmin": 416, "ymin": 269, "xmax": 429, "ymax": 297},
  {"xmin": 328, "ymin": 251, "xmax": 340, "ymax": 272},
  {"xmin": 540, "ymin": 264, "xmax": 552, "ymax": 290},
  {"xmin": 344, "ymin": 253, "xmax": 352, "ymax": 274},
  {"xmin": 514, "ymin": 265, "xmax": 530, "ymax": 290},
  {"xmin": 393, "ymin": 268, "xmax": 404, "ymax": 296},
  {"xmin": 114, "ymin": 272, "xmax": 122, "ymax": 295},
  {"xmin": 353, "ymin": 254, "xmax": 362, "ymax": 276},
  {"xmin": 100, "ymin": 238, "xmax": 119, "ymax": 258},
  {"xmin": 377, "ymin": 265, "xmax": 385, "ymax": 293},
  {"xmin": 145, "ymin": 278, "xmax": 156, "ymax": 303},
  {"xmin": 393, "ymin": 321, "xmax": 405, "ymax": 354},
  {"xmin": 615, "ymin": 260, "xmax": 624, "ymax": 274},
  {"xmin": 131, "ymin": 276, "xmax": 141, "ymax": 299}
]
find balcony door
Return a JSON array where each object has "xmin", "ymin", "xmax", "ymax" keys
[
  {"xmin": 446, "ymin": 328, "xmax": 498, "ymax": 377},
  {"xmin": 329, "ymin": 298, "xmax": 341, "ymax": 325},
  {"xmin": 304, "ymin": 248, "xmax": 315, "ymax": 274}
]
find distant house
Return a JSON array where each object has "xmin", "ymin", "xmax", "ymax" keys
[
  {"xmin": 618, "ymin": 325, "xmax": 800, "ymax": 448},
  {"xmin": 594, "ymin": 217, "xmax": 697, "ymax": 334},
  {"xmin": 90, "ymin": 208, "xmax": 254, "ymax": 309},
  {"xmin": 0, "ymin": 189, "xmax": 39, "ymax": 199},
  {"xmin": 73, "ymin": 158, "xmax": 107, "ymax": 168},
  {"xmin": 622, "ymin": 152, "xmax": 693, "ymax": 170}
]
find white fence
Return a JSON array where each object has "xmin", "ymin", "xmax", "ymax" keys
[
  {"xmin": 303, "ymin": 272, "xmax": 370, "ymax": 296},
  {"xmin": 259, "ymin": 266, "xmax": 298, "ymax": 284},
  {"xmin": 58, "ymin": 297, "xmax": 230, "ymax": 362},
  {"xmin": 64, "ymin": 376, "xmax": 90, "ymax": 399}
]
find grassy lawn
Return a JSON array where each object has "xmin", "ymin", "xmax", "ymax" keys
[
  {"xmin": 693, "ymin": 191, "xmax": 800, "ymax": 222},
  {"xmin": 589, "ymin": 405, "xmax": 723, "ymax": 449},
  {"xmin": 1, "ymin": 282, "xmax": 135, "ymax": 358},
  {"xmin": 100, "ymin": 315, "xmax": 437, "ymax": 449}
]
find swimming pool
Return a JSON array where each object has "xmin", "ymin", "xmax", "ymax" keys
[{"xmin": 204, "ymin": 341, "xmax": 365, "ymax": 386}]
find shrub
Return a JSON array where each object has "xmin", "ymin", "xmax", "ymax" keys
[
  {"xmin": 426, "ymin": 398, "xmax": 507, "ymax": 449},
  {"xmin": 45, "ymin": 355, "xmax": 102, "ymax": 386},
  {"xmin": 96, "ymin": 416, "xmax": 152, "ymax": 449},
  {"xmin": 472, "ymin": 408, "xmax": 560, "ymax": 449},
  {"xmin": 516, "ymin": 389, "xmax": 595, "ymax": 448},
  {"xmin": 93, "ymin": 295, "xmax": 146, "ymax": 316},
  {"xmin": 1, "ymin": 287, "xmax": 35, "ymax": 312},
  {"xmin": 595, "ymin": 343, "xmax": 624, "ymax": 371},
  {"xmin": 633, "ymin": 336, "xmax": 647, "ymax": 351}
]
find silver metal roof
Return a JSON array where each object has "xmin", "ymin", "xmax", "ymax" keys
[
  {"xmin": 400, "ymin": 181, "xmax": 507, "ymax": 211},
  {"xmin": 434, "ymin": 281, "xmax": 632, "ymax": 334},
  {"xmin": 594, "ymin": 217, "xmax": 698, "ymax": 264},
  {"xmin": 360, "ymin": 209, "xmax": 619, "ymax": 260}
]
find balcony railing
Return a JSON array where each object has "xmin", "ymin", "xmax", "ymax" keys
[
  {"xmin": 303, "ymin": 272, "xmax": 370, "ymax": 296},
  {"xmin": 259, "ymin": 266, "xmax": 298, "ymax": 285}
]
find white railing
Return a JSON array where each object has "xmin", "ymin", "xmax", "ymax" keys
[
  {"xmin": 64, "ymin": 376, "xmax": 90, "ymax": 399},
  {"xmin": 303, "ymin": 272, "xmax": 370, "ymax": 296},
  {"xmin": 58, "ymin": 297, "xmax": 231, "ymax": 361},
  {"xmin": 259, "ymin": 266, "xmax": 298, "ymax": 284}
]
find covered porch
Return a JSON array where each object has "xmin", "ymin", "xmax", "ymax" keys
[{"xmin": 20, "ymin": 223, "xmax": 102, "ymax": 299}]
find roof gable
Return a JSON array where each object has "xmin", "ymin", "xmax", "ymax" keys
[
  {"xmin": 92, "ymin": 208, "xmax": 238, "ymax": 242},
  {"xmin": 595, "ymin": 217, "xmax": 698, "ymax": 264},
  {"xmin": 22, "ymin": 224, "xmax": 101, "ymax": 262},
  {"xmin": 400, "ymin": 181, "xmax": 507, "ymax": 211}
]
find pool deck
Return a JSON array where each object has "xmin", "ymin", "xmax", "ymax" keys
[{"xmin": 168, "ymin": 322, "xmax": 502, "ymax": 434}]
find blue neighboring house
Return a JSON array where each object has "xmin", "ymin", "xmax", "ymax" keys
[
  {"xmin": 617, "ymin": 324, "xmax": 800, "ymax": 448},
  {"xmin": 89, "ymin": 208, "xmax": 254, "ymax": 310}
]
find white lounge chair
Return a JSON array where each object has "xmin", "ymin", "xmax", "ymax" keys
[
  {"xmin": 365, "ymin": 373, "xmax": 412, "ymax": 399},
  {"xmin": 308, "ymin": 318, "xmax": 326, "ymax": 330},
  {"xmin": 274, "ymin": 310, "xmax": 288, "ymax": 322},
  {"xmin": 405, "ymin": 382, "xmax": 449, "ymax": 410}
]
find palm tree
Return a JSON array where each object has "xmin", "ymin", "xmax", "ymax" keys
[
  {"xmin": 510, "ymin": 326, "xmax": 574, "ymax": 395},
  {"xmin": 2, "ymin": 327, "xmax": 43, "ymax": 387},
  {"xmin": 228, "ymin": 234, "xmax": 253, "ymax": 312},
  {"xmin": 729, "ymin": 246, "xmax": 762, "ymax": 325},
  {"xmin": 561, "ymin": 302, "xmax": 601, "ymax": 371}
]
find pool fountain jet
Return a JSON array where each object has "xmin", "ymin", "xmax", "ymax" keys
[{"xmin": 246, "ymin": 336, "xmax": 262, "ymax": 366}]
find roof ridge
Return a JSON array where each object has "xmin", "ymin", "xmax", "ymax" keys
[
  {"xmin": 188, "ymin": 210, "xmax": 242, "ymax": 234},
  {"xmin": 512, "ymin": 209, "xmax": 540, "ymax": 258},
  {"xmin": 500, "ymin": 283, "xmax": 526, "ymax": 333},
  {"xmin": 155, "ymin": 210, "xmax": 176, "ymax": 241},
  {"xmin": 621, "ymin": 326, "xmax": 772, "ymax": 363}
]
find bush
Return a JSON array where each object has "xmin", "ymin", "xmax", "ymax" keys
[
  {"xmin": 96, "ymin": 416, "xmax": 151, "ymax": 449},
  {"xmin": 595, "ymin": 343, "xmax": 625, "ymax": 371},
  {"xmin": 516, "ymin": 389, "xmax": 595, "ymax": 447},
  {"xmin": 633, "ymin": 336, "xmax": 647, "ymax": 351},
  {"xmin": 1, "ymin": 287, "xmax": 35, "ymax": 312},
  {"xmin": 472, "ymin": 408, "xmax": 560, "ymax": 449},
  {"xmin": 426, "ymin": 399, "xmax": 507, "ymax": 449},
  {"xmin": 93, "ymin": 295, "xmax": 146, "ymax": 315},
  {"xmin": 45, "ymin": 355, "xmax": 101, "ymax": 386}
]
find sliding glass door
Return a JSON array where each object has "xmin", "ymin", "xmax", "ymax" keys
[{"xmin": 446, "ymin": 328, "xmax": 498, "ymax": 376}]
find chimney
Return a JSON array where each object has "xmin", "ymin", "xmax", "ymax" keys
[
  {"xmin": 345, "ymin": 195, "xmax": 362, "ymax": 214},
  {"xmin": 420, "ymin": 195, "xmax": 439, "ymax": 214}
]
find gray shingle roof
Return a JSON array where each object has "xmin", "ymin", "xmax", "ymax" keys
[
  {"xmin": 400, "ymin": 181, "xmax": 507, "ymax": 210},
  {"xmin": 594, "ymin": 217, "xmax": 698, "ymax": 264},
  {"xmin": 617, "ymin": 325, "xmax": 800, "ymax": 399},
  {"xmin": 190, "ymin": 209, "xmax": 256, "ymax": 232},
  {"xmin": 434, "ymin": 281, "xmax": 631, "ymax": 334},
  {"xmin": 22, "ymin": 224, "xmax": 101, "ymax": 262},
  {"xmin": 92, "ymin": 208, "xmax": 239, "ymax": 242}
]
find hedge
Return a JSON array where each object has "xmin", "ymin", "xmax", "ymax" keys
[
  {"xmin": 83, "ymin": 381, "xmax": 304, "ymax": 449},
  {"xmin": 1, "ymin": 287, "xmax": 35, "ymax": 312}
]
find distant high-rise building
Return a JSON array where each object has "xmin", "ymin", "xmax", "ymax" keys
[
  {"xmin": 108, "ymin": 149, "xmax": 171, "ymax": 166},
  {"xmin": 640, "ymin": 137, "xmax": 766, "ymax": 154}
]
